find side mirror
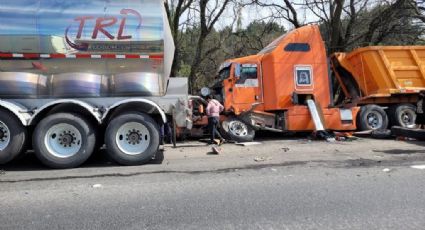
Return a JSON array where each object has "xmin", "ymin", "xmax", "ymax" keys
[{"xmin": 234, "ymin": 63, "xmax": 241, "ymax": 78}]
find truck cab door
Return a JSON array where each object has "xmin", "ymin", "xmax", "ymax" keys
[{"xmin": 231, "ymin": 63, "xmax": 263, "ymax": 109}]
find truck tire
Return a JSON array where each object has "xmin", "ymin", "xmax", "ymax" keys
[
  {"xmin": 221, "ymin": 117, "xmax": 255, "ymax": 142},
  {"xmin": 104, "ymin": 112, "xmax": 160, "ymax": 166},
  {"xmin": 0, "ymin": 109, "xmax": 27, "ymax": 164},
  {"xmin": 388, "ymin": 104, "xmax": 416, "ymax": 128},
  {"xmin": 33, "ymin": 113, "xmax": 96, "ymax": 169},
  {"xmin": 357, "ymin": 105, "xmax": 389, "ymax": 131}
]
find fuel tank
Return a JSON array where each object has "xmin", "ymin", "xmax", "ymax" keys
[{"xmin": 0, "ymin": 0, "xmax": 174, "ymax": 98}]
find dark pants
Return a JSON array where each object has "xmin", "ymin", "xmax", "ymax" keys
[
  {"xmin": 208, "ymin": 117, "xmax": 223, "ymax": 142},
  {"xmin": 161, "ymin": 122, "xmax": 172, "ymax": 144}
]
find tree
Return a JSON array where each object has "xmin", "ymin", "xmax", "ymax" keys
[
  {"xmin": 164, "ymin": 0, "xmax": 194, "ymax": 77},
  {"xmin": 187, "ymin": 0, "xmax": 231, "ymax": 93},
  {"xmin": 223, "ymin": 21, "xmax": 286, "ymax": 58},
  {"xmin": 249, "ymin": 0, "xmax": 302, "ymax": 28},
  {"xmin": 361, "ymin": 0, "xmax": 423, "ymax": 46},
  {"xmin": 246, "ymin": 0, "xmax": 424, "ymax": 53}
]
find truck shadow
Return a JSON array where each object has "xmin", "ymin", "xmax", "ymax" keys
[
  {"xmin": 1, "ymin": 149, "xmax": 165, "ymax": 171},
  {"xmin": 369, "ymin": 140, "xmax": 425, "ymax": 155},
  {"xmin": 372, "ymin": 149, "xmax": 425, "ymax": 155}
]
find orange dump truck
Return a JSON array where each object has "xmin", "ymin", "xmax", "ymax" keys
[{"xmin": 190, "ymin": 25, "xmax": 425, "ymax": 142}]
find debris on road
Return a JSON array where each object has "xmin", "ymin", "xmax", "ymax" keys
[
  {"xmin": 335, "ymin": 137, "xmax": 346, "ymax": 141},
  {"xmin": 92, "ymin": 184, "xmax": 103, "ymax": 188},
  {"xmin": 282, "ymin": 147, "xmax": 290, "ymax": 152},
  {"xmin": 353, "ymin": 130, "xmax": 373, "ymax": 137},
  {"xmin": 311, "ymin": 131, "xmax": 357, "ymax": 142},
  {"xmin": 312, "ymin": 130, "xmax": 332, "ymax": 140},
  {"xmin": 211, "ymin": 145, "xmax": 222, "ymax": 154},
  {"xmin": 254, "ymin": 156, "xmax": 272, "ymax": 162},
  {"xmin": 382, "ymin": 168, "xmax": 392, "ymax": 172},
  {"xmin": 392, "ymin": 126, "xmax": 425, "ymax": 141},
  {"xmin": 236, "ymin": 142, "xmax": 262, "ymax": 146},
  {"xmin": 396, "ymin": 136, "xmax": 417, "ymax": 141},
  {"xmin": 254, "ymin": 157, "xmax": 266, "ymax": 162},
  {"xmin": 334, "ymin": 132, "xmax": 358, "ymax": 141},
  {"xmin": 326, "ymin": 137, "xmax": 336, "ymax": 142},
  {"xmin": 371, "ymin": 129, "xmax": 392, "ymax": 139},
  {"xmin": 410, "ymin": 165, "xmax": 425, "ymax": 170}
]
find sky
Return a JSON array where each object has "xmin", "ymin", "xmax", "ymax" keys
[{"xmin": 215, "ymin": 0, "xmax": 319, "ymax": 30}]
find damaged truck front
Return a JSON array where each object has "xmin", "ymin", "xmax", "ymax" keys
[{"xmin": 191, "ymin": 25, "xmax": 425, "ymax": 142}]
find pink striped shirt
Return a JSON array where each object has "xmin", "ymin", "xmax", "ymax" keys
[{"xmin": 206, "ymin": 99, "xmax": 224, "ymax": 117}]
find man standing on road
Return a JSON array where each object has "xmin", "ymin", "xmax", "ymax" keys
[
  {"xmin": 206, "ymin": 95, "xmax": 225, "ymax": 145},
  {"xmin": 415, "ymin": 91, "xmax": 425, "ymax": 129}
]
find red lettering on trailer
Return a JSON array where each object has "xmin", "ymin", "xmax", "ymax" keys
[
  {"xmin": 92, "ymin": 17, "xmax": 117, "ymax": 40},
  {"xmin": 75, "ymin": 16, "xmax": 94, "ymax": 39},
  {"xmin": 118, "ymin": 9, "xmax": 142, "ymax": 40},
  {"xmin": 65, "ymin": 9, "xmax": 142, "ymax": 51}
]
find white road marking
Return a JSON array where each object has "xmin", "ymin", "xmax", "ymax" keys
[{"xmin": 410, "ymin": 165, "xmax": 425, "ymax": 170}]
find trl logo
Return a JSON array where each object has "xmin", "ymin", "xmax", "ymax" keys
[{"xmin": 65, "ymin": 9, "xmax": 142, "ymax": 51}]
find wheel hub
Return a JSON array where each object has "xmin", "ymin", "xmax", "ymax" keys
[
  {"xmin": 367, "ymin": 112, "xmax": 382, "ymax": 129},
  {"xmin": 402, "ymin": 113, "xmax": 410, "ymax": 123},
  {"xmin": 126, "ymin": 129, "xmax": 142, "ymax": 145},
  {"xmin": 229, "ymin": 120, "xmax": 248, "ymax": 136},
  {"xmin": 116, "ymin": 122, "xmax": 150, "ymax": 155},
  {"xmin": 0, "ymin": 121, "xmax": 11, "ymax": 150},
  {"xmin": 44, "ymin": 123, "xmax": 82, "ymax": 158},
  {"xmin": 0, "ymin": 128, "xmax": 6, "ymax": 141},
  {"xmin": 59, "ymin": 131, "xmax": 76, "ymax": 147}
]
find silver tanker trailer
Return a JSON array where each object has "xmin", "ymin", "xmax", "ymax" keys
[{"xmin": 0, "ymin": 0, "xmax": 191, "ymax": 168}]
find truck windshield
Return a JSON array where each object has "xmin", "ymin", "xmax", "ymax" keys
[
  {"xmin": 236, "ymin": 64, "xmax": 258, "ymax": 86},
  {"xmin": 218, "ymin": 67, "xmax": 231, "ymax": 81},
  {"xmin": 258, "ymin": 32, "xmax": 288, "ymax": 55}
]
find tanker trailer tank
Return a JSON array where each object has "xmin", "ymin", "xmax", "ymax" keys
[
  {"xmin": 0, "ymin": 0, "xmax": 193, "ymax": 170},
  {"xmin": 0, "ymin": 0, "xmax": 173, "ymax": 98}
]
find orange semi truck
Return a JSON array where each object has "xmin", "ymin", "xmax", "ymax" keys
[{"xmin": 190, "ymin": 25, "xmax": 425, "ymax": 142}]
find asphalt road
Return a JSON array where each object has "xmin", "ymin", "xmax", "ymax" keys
[{"xmin": 1, "ymin": 138, "xmax": 425, "ymax": 230}]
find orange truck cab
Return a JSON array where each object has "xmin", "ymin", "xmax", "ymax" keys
[{"xmin": 197, "ymin": 24, "xmax": 425, "ymax": 142}]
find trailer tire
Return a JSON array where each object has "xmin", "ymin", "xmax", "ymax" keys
[
  {"xmin": 388, "ymin": 104, "xmax": 416, "ymax": 128},
  {"xmin": 105, "ymin": 112, "xmax": 160, "ymax": 166},
  {"xmin": 0, "ymin": 109, "xmax": 27, "ymax": 164},
  {"xmin": 33, "ymin": 113, "xmax": 96, "ymax": 169},
  {"xmin": 221, "ymin": 117, "xmax": 255, "ymax": 142},
  {"xmin": 357, "ymin": 105, "xmax": 389, "ymax": 131}
]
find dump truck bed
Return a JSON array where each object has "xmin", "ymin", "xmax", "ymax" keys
[{"xmin": 333, "ymin": 46, "xmax": 425, "ymax": 102}]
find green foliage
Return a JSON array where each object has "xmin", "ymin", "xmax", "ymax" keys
[
  {"xmin": 178, "ymin": 64, "xmax": 191, "ymax": 78},
  {"xmin": 177, "ymin": 21, "xmax": 285, "ymax": 91},
  {"xmin": 169, "ymin": 0, "xmax": 424, "ymax": 93},
  {"xmin": 320, "ymin": 0, "xmax": 424, "ymax": 53}
]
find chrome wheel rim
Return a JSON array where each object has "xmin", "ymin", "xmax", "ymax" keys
[
  {"xmin": 367, "ymin": 111, "xmax": 383, "ymax": 129},
  {"xmin": 115, "ymin": 122, "xmax": 150, "ymax": 155},
  {"xmin": 228, "ymin": 120, "xmax": 249, "ymax": 137},
  {"xmin": 44, "ymin": 123, "xmax": 82, "ymax": 158},
  {"xmin": 0, "ymin": 121, "xmax": 11, "ymax": 151}
]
